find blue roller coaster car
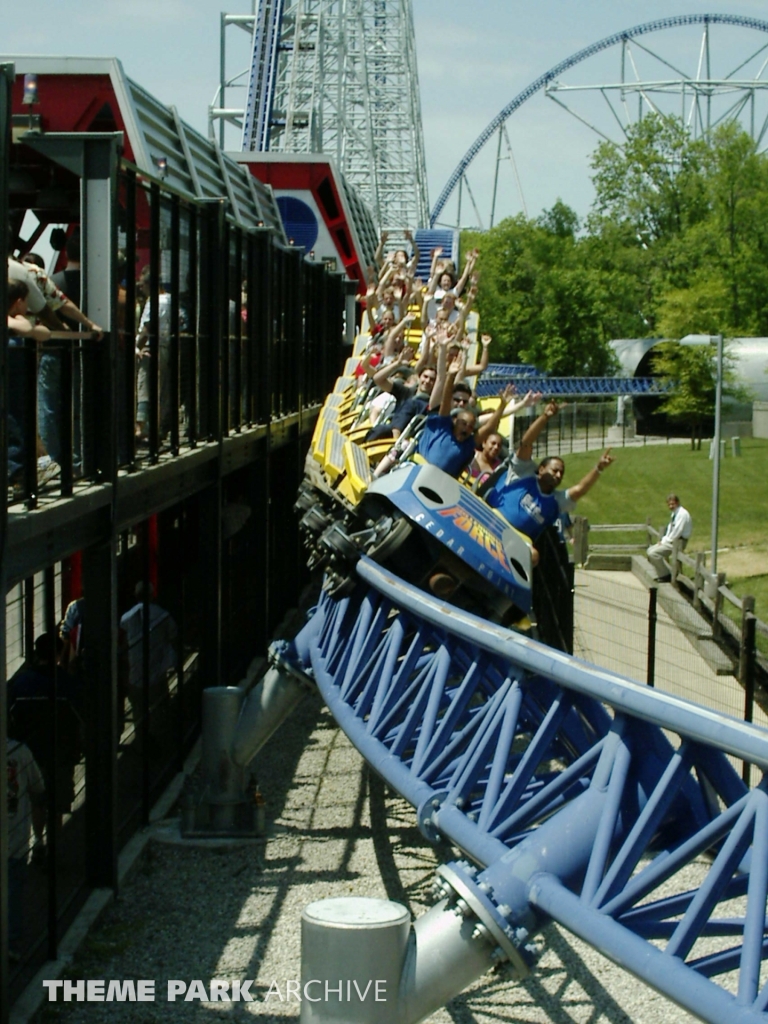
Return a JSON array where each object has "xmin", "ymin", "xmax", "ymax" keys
[{"xmin": 297, "ymin": 461, "xmax": 533, "ymax": 624}]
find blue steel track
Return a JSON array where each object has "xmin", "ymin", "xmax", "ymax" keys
[{"xmin": 279, "ymin": 556, "xmax": 768, "ymax": 1023}]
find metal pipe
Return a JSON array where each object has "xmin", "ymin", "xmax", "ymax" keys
[
  {"xmin": 199, "ymin": 686, "xmax": 248, "ymax": 832},
  {"xmin": 231, "ymin": 665, "xmax": 310, "ymax": 767},
  {"xmin": 396, "ymin": 899, "xmax": 498, "ymax": 1024},
  {"xmin": 711, "ymin": 333, "xmax": 723, "ymax": 573},
  {"xmin": 300, "ymin": 898, "xmax": 411, "ymax": 1024},
  {"xmin": 201, "ymin": 687, "xmax": 246, "ymax": 803},
  {"xmin": 298, "ymin": 894, "xmax": 500, "ymax": 1024}
]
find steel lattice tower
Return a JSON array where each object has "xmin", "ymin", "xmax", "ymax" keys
[{"xmin": 242, "ymin": 0, "xmax": 429, "ymax": 229}]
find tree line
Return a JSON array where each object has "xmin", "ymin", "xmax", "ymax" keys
[{"xmin": 464, "ymin": 115, "xmax": 768, "ymax": 378}]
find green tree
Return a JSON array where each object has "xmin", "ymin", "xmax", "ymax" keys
[
  {"xmin": 652, "ymin": 340, "xmax": 745, "ymax": 449},
  {"xmin": 464, "ymin": 205, "xmax": 618, "ymax": 375},
  {"xmin": 589, "ymin": 116, "xmax": 768, "ymax": 338},
  {"xmin": 464, "ymin": 115, "xmax": 768, "ymax": 378},
  {"xmin": 589, "ymin": 114, "xmax": 708, "ymax": 243}
]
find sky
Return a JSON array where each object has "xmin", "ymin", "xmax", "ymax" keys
[{"xmin": 4, "ymin": 1, "xmax": 768, "ymax": 228}]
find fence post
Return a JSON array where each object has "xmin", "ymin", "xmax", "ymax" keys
[
  {"xmin": 670, "ymin": 539, "xmax": 681, "ymax": 585},
  {"xmin": 646, "ymin": 586, "xmax": 657, "ymax": 688},
  {"xmin": 712, "ymin": 572, "xmax": 726, "ymax": 641},
  {"xmin": 585, "ymin": 405, "xmax": 589, "ymax": 452},
  {"xmin": 741, "ymin": 595, "xmax": 756, "ymax": 786},
  {"xmin": 571, "ymin": 515, "xmax": 589, "ymax": 566},
  {"xmin": 693, "ymin": 552, "xmax": 705, "ymax": 612}
]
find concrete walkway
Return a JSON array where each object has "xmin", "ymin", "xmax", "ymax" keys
[{"xmin": 574, "ymin": 568, "xmax": 767, "ymax": 730}]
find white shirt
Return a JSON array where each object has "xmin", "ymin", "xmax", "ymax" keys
[{"xmin": 664, "ymin": 504, "xmax": 693, "ymax": 542}]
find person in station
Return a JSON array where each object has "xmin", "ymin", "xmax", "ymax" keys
[
  {"xmin": 51, "ymin": 229, "xmax": 82, "ymax": 304},
  {"xmin": 23, "ymin": 252, "xmax": 103, "ymax": 465},
  {"xmin": 59, "ymin": 596, "xmax": 86, "ymax": 672},
  {"xmin": 7, "ymin": 633, "xmax": 83, "ymax": 820},
  {"xmin": 6, "ymin": 278, "xmax": 62, "ymax": 491},
  {"xmin": 135, "ymin": 265, "xmax": 174, "ymax": 441},
  {"xmin": 7, "ymin": 731, "xmax": 46, "ymax": 959},
  {"xmin": 119, "ymin": 581, "xmax": 178, "ymax": 719},
  {"xmin": 7, "ymin": 255, "xmax": 61, "ymax": 331},
  {"xmin": 7, "ymin": 633, "xmax": 74, "ymax": 701},
  {"xmin": 647, "ymin": 493, "xmax": 692, "ymax": 582},
  {"xmin": 484, "ymin": 400, "xmax": 614, "ymax": 565},
  {"xmin": 23, "ymin": 251, "xmax": 102, "ymax": 337}
]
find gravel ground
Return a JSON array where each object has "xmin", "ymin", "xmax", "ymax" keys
[{"xmin": 29, "ymin": 681, "xmax": 713, "ymax": 1024}]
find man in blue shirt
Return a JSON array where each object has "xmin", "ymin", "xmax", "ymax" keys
[{"xmin": 486, "ymin": 400, "xmax": 614, "ymax": 563}]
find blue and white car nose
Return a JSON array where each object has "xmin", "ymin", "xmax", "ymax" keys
[{"xmin": 366, "ymin": 463, "xmax": 533, "ymax": 609}]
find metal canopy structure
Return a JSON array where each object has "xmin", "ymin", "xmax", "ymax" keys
[
  {"xmin": 240, "ymin": 0, "xmax": 429, "ymax": 231},
  {"xmin": 431, "ymin": 13, "xmax": 768, "ymax": 229},
  {"xmin": 2, "ymin": 55, "xmax": 287, "ymax": 241}
]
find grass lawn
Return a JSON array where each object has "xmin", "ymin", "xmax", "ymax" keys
[
  {"xmin": 561, "ymin": 438, "xmax": 768, "ymax": 626},
  {"xmin": 562, "ymin": 437, "xmax": 768, "ymax": 552}
]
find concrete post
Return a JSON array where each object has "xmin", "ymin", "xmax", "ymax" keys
[
  {"xmin": 300, "ymin": 898, "xmax": 411, "ymax": 1023},
  {"xmin": 201, "ymin": 686, "xmax": 246, "ymax": 829}
]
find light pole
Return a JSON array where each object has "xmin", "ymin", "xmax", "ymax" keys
[{"xmin": 710, "ymin": 333, "xmax": 723, "ymax": 573}]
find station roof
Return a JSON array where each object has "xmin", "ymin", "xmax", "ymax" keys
[
  {"xmin": 2, "ymin": 55, "xmax": 287, "ymax": 241},
  {"xmin": 229, "ymin": 152, "xmax": 376, "ymax": 286}
]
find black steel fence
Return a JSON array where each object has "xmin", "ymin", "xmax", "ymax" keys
[
  {"xmin": 2, "ymin": 113, "xmax": 348, "ymax": 1016},
  {"xmin": 7, "ymin": 160, "xmax": 345, "ymax": 509}
]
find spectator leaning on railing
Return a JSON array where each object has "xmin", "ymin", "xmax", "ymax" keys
[{"xmin": 647, "ymin": 494, "xmax": 693, "ymax": 583}]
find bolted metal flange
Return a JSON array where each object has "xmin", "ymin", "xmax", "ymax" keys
[
  {"xmin": 416, "ymin": 791, "xmax": 448, "ymax": 842},
  {"xmin": 435, "ymin": 862, "xmax": 538, "ymax": 980}
]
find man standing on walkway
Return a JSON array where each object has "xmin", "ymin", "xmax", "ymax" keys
[{"xmin": 647, "ymin": 494, "xmax": 693, "ymax": 582}]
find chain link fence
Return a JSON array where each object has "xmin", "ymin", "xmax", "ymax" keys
[{"xmin": 573, "ymin": 569, "xmax": 768, "ymax": 735}]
